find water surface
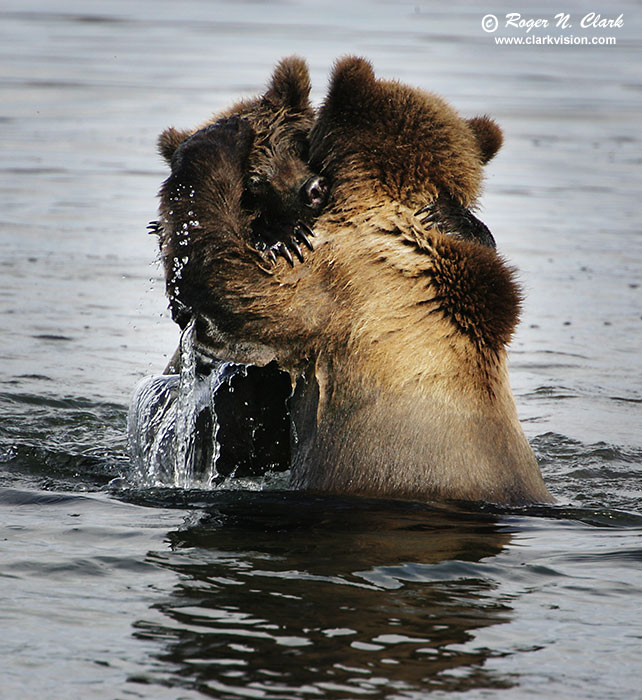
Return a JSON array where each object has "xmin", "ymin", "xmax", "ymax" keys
[{"xmin": 1, "ymin": 1, "xmax": 641, "ymax": 698}]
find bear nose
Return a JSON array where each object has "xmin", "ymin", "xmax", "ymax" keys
[{"xmin": 300, "ymin": 176, "xmax": 328, "ymax": 211}]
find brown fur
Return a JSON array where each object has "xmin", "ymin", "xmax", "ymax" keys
[
  {"xmin": 158, "ymin": 55, "xmax": 313, "ymax": 176},
  {"xmin": 309, "ymin": 58, "xmax": 500, "ymax": 210},
  {"xmin": 468, "ymin": 115, "xmax": 504, "ymax": 164},
  {"xmin": 156, "ymin": 56, "xmax": 553, "ymax": 505},
  {"xmin": 156, "ymin": 56, "xmax": 321, "ymax": 324}
]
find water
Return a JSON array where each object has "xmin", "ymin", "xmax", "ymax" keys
[
  {"xmin": 128, "ymin": 319, "xmax": 225, "ymax": 489},
  {"xmin": 1, "ymin": 1, "xmax": 641, "ymax": 698}
]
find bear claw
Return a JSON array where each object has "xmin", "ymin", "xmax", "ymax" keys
[
  {"xmin": 416, "ymin": 198, "xmax": 496, "ymax": 249},
  {"xmin": 297, "ymin": 221, "xmax": 315, "ymax": 241},
  {"xmin": 147, "ymin": 220, "xmax": 161, "ymax": 235},
  {"xmin": 261, "ymin": 228, "xmax": 317, "ymax": 267},
  {"xmin": 256, "ymin": 220, "xmax": 317, "ymax": 267},
  {"xmin": 295, "ymin": 226, "xmax": 314, "ymax": 251},
  {"xmin": 288, "ymin": 239, "xmax": 305, "ymax": 263},
  {"xmin": 275, "ymin": 241, "xmax": 294, "ymax": 266}
]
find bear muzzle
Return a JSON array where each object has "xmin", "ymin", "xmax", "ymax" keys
[{"xmin": 300, "ymin": 175, "xmax": 328, "ymax": 212}]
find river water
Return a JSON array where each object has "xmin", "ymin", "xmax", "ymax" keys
[{"xmin": 1, "ymin": 1, "xmax": 641, "ymax": 698}]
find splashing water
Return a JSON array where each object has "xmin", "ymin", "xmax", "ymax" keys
[
  {"xmin": 172, "ymin": 318, "xmax": 204, "ymax": 486},
  {"xmin": 128, "ymin": 319, "xmax": 235, "ymax": 488}
]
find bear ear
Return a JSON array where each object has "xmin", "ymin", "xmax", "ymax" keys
[
  {"xmin": 263, "ymin": 55, "xmax": 311, "ymax": 112},
  {"xmin": 324, "ymin": 56, "xmax": 376, "ymax": 112},
  {"xmin": 158, "ymin": 127, "xmax": 190, "ymax": 164},
  {"xmin": 468, "ymin": 116, "xmax": 503, "ymax": 164}
]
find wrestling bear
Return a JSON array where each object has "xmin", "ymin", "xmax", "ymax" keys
[
  {"xmin": 156, "ymin": 56, "xmax": 553, "ymax": 505},
  {"xmin": 156, "ymin": 54, "xmax": 326, "ymax": 309},
  {"xmin": 154, "ymin": 56, "xmax": 327, "ymax": 475}
]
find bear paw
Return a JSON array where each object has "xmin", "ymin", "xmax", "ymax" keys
[
  {"xmin": 262, "ymin": 222, "xmax": 316, "ymax": 267},
  {"xmin": 416, "ymin": 196, "xmax": 496, "ymax": 249}
]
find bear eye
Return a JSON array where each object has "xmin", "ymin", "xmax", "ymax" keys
[
  {"xmin": 247, "ymin": 174, "xmax": 266, "ymax": 193},
  {"xmin": 246, "ymin": 174, "xmax": 268, "ymax": 200}
]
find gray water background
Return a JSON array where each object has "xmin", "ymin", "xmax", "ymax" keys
[{"xmin": 1, "ymin": 1, "xmax": 641, "ymax": 698}]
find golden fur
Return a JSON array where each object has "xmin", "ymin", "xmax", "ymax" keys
[{"xmin": 156, "ymin": 56, "xmax": 553, "ymax": 505}]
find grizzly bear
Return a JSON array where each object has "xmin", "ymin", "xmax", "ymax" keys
[
  {"xmin": 156, "ymin": 56, "xmax": 553, "ymax": 505},
  {"xmin": 154, "ymin": 56, "xmax": 327, "ymax": 475},
  {"xmin": 155, "ymin": 55, "xmax": 326, "ymax": 305}
]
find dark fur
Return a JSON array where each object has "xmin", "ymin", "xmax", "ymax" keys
[
  {"xmin": 156, "ymin": 56, "xmax": 553, "ymax": 505},
  {"xmin": 157, "ymin": 56, "xmax": 324, "ymax": 303},
  {"xmin": 156, "ymin": 57, "xmax": 325, "ymax": 476}
]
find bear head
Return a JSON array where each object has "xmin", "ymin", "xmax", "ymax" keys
[
  {"xmin": 156, "ymin": 55, "xmax": 327, "ymax": 270},
  {"xmin": 309, "ymin": 56, "xmax": 503, "ymax": 213}
]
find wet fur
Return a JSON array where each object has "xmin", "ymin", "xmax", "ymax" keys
[
  {"xmin": 157, "ymin": 56, "xmax": 320, "ymax": 324},
  {"xmin": 157, "ymin": 57, "xmax": 553, "ymax": 505}
]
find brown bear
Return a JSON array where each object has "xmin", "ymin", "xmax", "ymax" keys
[
  {"xmin": 156, "ymin": 56, "xmax": 553, "ymax": 505},
  {"xmin": 154, "ymin": 55, "xmax": 326, "ymax": 304},
  {"xmin": 153, "ymin": 56, "xmax": 328, "ymax": 476}
]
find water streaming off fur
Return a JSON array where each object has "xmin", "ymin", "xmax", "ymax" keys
[
  {"xmin": 128, "ymin": 319, "xmax": 222, "ymax": 488},
  {"xmin": 2, "ymin": 1, "xmax": 641, "ymax": 699}
]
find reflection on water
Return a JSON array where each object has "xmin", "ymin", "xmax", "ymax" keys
[
  {"xmin": 119, "ymin": 491, "xmax": 642, "ymax": 699},
  {"xmin": 3, "ymin": 485, "xmax": 642, "ymax": 699},
  {"xmin": 137, "ymin": 496, "xmax": 515, "ymax": 697},
  {"xmin": 1, "ymin": 0, "xmax": 641, "ymax": 698}
]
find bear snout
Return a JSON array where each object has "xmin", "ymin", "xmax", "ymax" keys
[{"xmin": 300, "ymin": 176, "xmax": 328, "ymax": 211}]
